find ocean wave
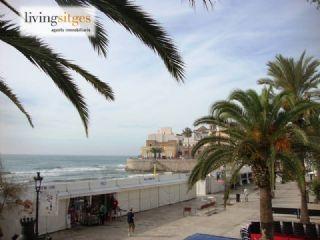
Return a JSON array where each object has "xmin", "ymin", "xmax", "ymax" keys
[
  {"xmin": 10, "ymin": 165, "xmax": 123, "ymax": 177},
  {"xmin": 115, "ymin": 168, "xmax": 125, "ymax": 172},
  {"xmin": 2, "ymin": 155, "xmax": 131, "ymax": 182},
  {"xmin": 34, "ymin": 166, "xmax": 62, "ymax": 170}
]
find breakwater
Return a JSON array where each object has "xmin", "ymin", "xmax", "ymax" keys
[{"xmin": 126, "ymin": 158, "xmax": 197, "ymax": 172}]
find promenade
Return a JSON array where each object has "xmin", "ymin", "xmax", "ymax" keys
[{"xmin": 52, "ymin": 182, "xmax": 320, "ymax": 240}]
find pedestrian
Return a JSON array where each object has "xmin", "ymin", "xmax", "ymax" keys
[
  {"xmin": 99, "ymin": 204, "xmax": 106, "ymax": 225},
  {"xmin": 243, "ymin": 188, "xmax": 248, "ymax": 202},
  {"xmin": 127, "ymin": 208, "xmax": 135, "ymax": 237}
]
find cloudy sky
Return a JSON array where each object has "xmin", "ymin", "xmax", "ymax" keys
[{"xmin": 0, "ymin": 0, "xmax": 320, "ymax": 156}]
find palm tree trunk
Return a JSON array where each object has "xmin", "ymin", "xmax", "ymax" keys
[
  {"xmin": 299, "ymin": 181, "xmax": 310, "ymax": 223},
  {"xmin": 188, "ymin": 138, "xmax": 190, "ymax": 159},
  {"xmin": 317, "ymin": 167, "xmax": 320, "ymax": 182},
  {"xmin": 260, "ymin": 185, "xmax": 274, "ymax": 240},
  {"xmin": 299, "ymin": 160, "xmax": 310, "ymax": 224}
]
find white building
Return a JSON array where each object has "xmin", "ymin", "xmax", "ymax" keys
[
  {"xmin": 0, "ymin": 173, "xmax": 196, "ymax": 239},
  {"xmin": 147, "ymin": 127, "xmax": 178, "ymax": 143}
]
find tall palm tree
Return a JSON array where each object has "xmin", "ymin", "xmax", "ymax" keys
[
  {"xmin": 306, "ymin": 110, "xmax": 320, "ymax": 182},
  {"xmin": 183, "ymin": 127, "xmax": 193, "ymax": 158},
  {"xmin": 258, "ymin": 52, "xmax": 320, "ymax": 223},
  {"xmin": 188, "ymin": 88, "xmax": 318, "ymax": 239},
  {"xmin": 0, "ymin": 0, "xmax": 185, "ymax": 135}
]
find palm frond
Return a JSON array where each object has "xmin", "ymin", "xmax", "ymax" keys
[
  {"xmin": 89, "ymin": 19, "xmax": 108, "ymax": 57},
  {"xmin": 257, "ymin": 78, "xmax": 274, "ymax": 86},
  {"xmin": 54, "ymin": 0, "xmax": 109, "ymax": 57},
  {"xmin": 290, "ymin": 125, "xmax": 309, "ymax": 145},
  {"xmin": 55, "ymin": 0, "xmax": 185, "ymax": 80},
  {"xmin": 194, "ymin": 115, "xmax": 228, "ymax": 129},
  {"xmin": 0, "ymin": 0, "xmax": 20, "ymax": 16},
  {"xmin": 277, "ymin": 152, "xmax": 304, "ymax": 188},
  {"xmin": 264, "ymin": 52, "xmax": 320, "ymax": 102},
  {"xmin": 210, "ymin": 100, "xmax": 250, "ymax": 127},
  {"xmin": 188, "ymin": 0, "xmax": 214, "ymax": 9},
  {"xmin": 191, "ymin": 135, "xmax": 231, "ymax": 156},
  {"xmin": 306, "ymin": 0, "xmax": 320, "ymax": 10},
  {"xmin": 86, "ymin": 0, "xmax": 185, "ymax": 82},
  {"xmin": 188, "ymin": 147, "xmax": 232, "ymax": 188},
  {"xmin": 0, "ymin": 78, "xmax": 33, "ymax": 127},
  {"xmin": 0, "ymin": 20, "xmax": 90, "ymax": 134},
  {"xmin": 57, "ymin": 59, "xmax": 114, "ymax": 100},
  {"xmin": 223, "ymin": 163, "xmax": 244, "ymax": 208},
  {"xmin": 275, "ymin": 101, "xmax": 320, "ymax": 130}
]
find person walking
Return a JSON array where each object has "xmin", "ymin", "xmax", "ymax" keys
[
  {"xmin": 99, "ymin": 204, "xmax": 106, "ymax": 225},
  {"xmin": 243, "ymin": 188, "xmax": 249, "ymax": 202},
  {"xmin": 127, "ymin": 208, "xmax": 135, "ymax": 237}
]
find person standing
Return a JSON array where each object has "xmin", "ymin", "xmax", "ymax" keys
[
  {"xmin": 99, "ymin": 204, "xmax": 106, "ymax": 225},
  {"xmin": 127, "ymin": 208, "xmax": 135, "ymax": 237}
]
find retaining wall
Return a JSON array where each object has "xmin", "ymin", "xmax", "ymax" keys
[{"xmin": 126, "ymin": 158, "xmax": 197, "ymax": 172}]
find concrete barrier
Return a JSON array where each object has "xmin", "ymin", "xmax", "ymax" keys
[{"xmin": 126, "ymin": 158, "xmax": 197, "ymax": 172}]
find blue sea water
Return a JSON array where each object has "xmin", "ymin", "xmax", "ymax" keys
[{"xmin": 0, "ymin": 154, "xmax": 136, "ymax": 183}]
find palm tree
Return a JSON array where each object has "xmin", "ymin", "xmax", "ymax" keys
[
  {"xmin": 258, "ymin": 52, "xmax": 320, "ymax": 223},
  {"xmin": 183, "ymin": 127, "xmax": 193, "ymax": 158},
  {"xmin": 0, "ymin": 0, "xmax": 185, "ymax": 135},
  {"xmin": 150, "ymin": 147, "xmax": 162, "ymax": 159},
  {"xmin": 188, "ymin": 88, "xmax": 318, "ymax": 239},
  {"xmin": 306, "ymin": 110, "xmax": 320, "ymax": 182}
]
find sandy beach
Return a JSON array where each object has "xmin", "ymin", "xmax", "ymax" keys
[{"xmin": 51, "ymin": 182, "xmax": 320, "ymax": 240}]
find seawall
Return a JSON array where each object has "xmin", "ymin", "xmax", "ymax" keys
[{"xmin": 126, "ymin": 158, "xmax": 197, "ymax": 172}]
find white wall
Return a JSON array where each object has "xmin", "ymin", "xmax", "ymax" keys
[
  {"xmin": 38, "ymin": 199, "xmax": 68, "ymax": 235},
  {"xmin": 116, "ymin": 183, "xmax": 195, "ymax": 214},
  {"xmin": 196, "ymin": 176, "xmax": 225, "ymax": 196},
  {"xmin": 0, "ymin": 174, "xmax": 196, "ymax": 239},
  {"xmin": 196, "ymin": 180, "xmax": 207, "ymax": 196},
  {"xmin": 117, "ymin": 191, "xmax": 129, "ymax": 215},
  {"xmin": 0, "ymin": 206, "xmax": 22, "ymax": 239},
  {"xmin": 128, "ymin": 190, "xmax": 140, "ymax": 212}
]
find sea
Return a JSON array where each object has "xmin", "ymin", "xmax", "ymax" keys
[{"xmin": 0, "ymin": 154, "xmax": 137, "ymax": 183}]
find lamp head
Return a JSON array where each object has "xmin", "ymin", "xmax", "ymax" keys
[{"xmin": 34, "ymin": 172, "xmax": 43, "ymax": 191}]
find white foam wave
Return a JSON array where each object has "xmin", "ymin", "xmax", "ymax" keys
[{"xmin": 10, "ymin": 165, "xmax": 122, "ymax": 177}]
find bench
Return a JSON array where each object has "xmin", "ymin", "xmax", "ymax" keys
[
  {"xmin": 198, "ymin": 201, "xmax": 216, "ymax": 210},
  {"xmin": 205, "ymin": 209, "xmax": 218, "ymax": 216},
  {"xmin": 183, "ymin": 207, "xmax": 192, "ymax": 216},
  {"xmin": 272, "ymin": 207, "xmax": 300, "ymax": 219},
  {"xmin": 308, "ymin": 209, "xmax": 320, "ymax": 217}
]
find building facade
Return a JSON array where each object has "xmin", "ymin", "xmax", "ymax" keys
[
  {"xmin": 141, "ymin": 127, "xmax": 179, "ymax": 159},
  {"xmin": 140, "ymin": 127, "xmax": 213, "ymax": 159}
]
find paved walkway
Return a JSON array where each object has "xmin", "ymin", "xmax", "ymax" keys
[{"xmin": 51, "ymin": 182, "xmax": 320, "ymax": 240}]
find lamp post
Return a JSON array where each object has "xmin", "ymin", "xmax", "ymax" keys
[{"xmin": 34, "ymin": 172, "xmax": 43, "ymax": 237}]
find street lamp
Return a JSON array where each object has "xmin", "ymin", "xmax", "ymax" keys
[{"xmin": 34, "ymin": 172, "xmax": 43, "ymax": 237}]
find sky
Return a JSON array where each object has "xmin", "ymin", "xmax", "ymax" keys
[{"xmin": 0, "ymin": 0, "xmax": 320, "ymax": 156}]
